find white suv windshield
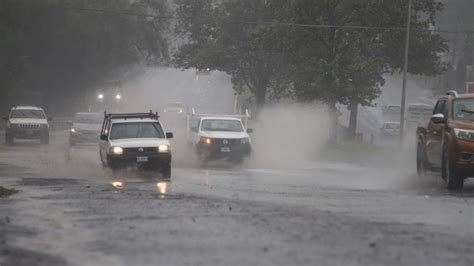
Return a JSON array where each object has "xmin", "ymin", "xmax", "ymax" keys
[
  {"xmin": 201, "ymin": 119, "xmax": 243, "ymax": 132},
  {"xmin": 110, "ymin": 122, "xmax": 164, "ymax": 140},
  {"xmin": 10, "ymin": 109, "xmax": 45, "ymax": 119}
]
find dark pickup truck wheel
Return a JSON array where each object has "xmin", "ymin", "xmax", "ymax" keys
[{"xmin": 442, "ymin": 145, "xmax": 464, "ymax": 190}]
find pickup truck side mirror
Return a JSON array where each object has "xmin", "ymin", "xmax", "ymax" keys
[
  {"xmin": 166, "ymin": 132, "xmax": 174, "ymax": 139},
  {"xmin": 246, "ymin": 128, "xmax": 253, "ymax": 134},
  {"xmin": 100, "ymin": 134, "xmax": 108, "ymax": 141},
  {"xmin": 2, "ymin": 117, "xmax": 8, "ymax": 121},
  {"xmin": 431, "ymin": 113, "xmax": 445, "ymax": 124},
  {"xmin": 48, "ymin": 117, "xmax": 53, "ymax": 121}
]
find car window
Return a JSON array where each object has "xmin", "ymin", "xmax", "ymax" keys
[
  {"xmin": 453, "ymin": 99, "xmax": 474, "ymax": 121},
  {"xmin": 200, "ymin": 119, "xmax": 243, "ymax": 132},
  {"xmin": 10, "ymin": 109, "xmax": 46, "ymax": 119},
  {"xmin": 433, "ymin": 100, "xmax": 446, "ymax": 115},
  {"xmin": 110, "ymin": 122, "xmax": 165, "ymax": 140}
]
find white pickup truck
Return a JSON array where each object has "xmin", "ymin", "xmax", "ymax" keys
[
  {"xmin": 99, "ymin": 111, "xmax": 173, "ymax": 177},
  {"xmin": 187, "ymin": 109, "xmax": 252, "ymax": 163}
]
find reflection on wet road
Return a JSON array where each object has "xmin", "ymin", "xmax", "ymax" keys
[{"xmin": 0, "ymin": 131, "xmax": 473, "ymax": 266}]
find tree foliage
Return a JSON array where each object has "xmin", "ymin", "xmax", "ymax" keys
[
  {"xmin": 0, "ymin": 0, "xmax": 171, "ymax": 114},
  {"xmin": 174, "ymin": 0, "xmax": 448, "ymax": 112}
]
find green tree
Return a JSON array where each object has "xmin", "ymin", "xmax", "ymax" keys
[
  {"xmin": 0, "ymin": 0, "xmax": 171, "ymax": 114},
  {"xmin": 175, "ymin": 0, "xmax": 447, "ymax": 126},
  {"xmin": 175, "ymin": 0, "xmax": 293, "ymax": 112},
  {"xmin": 278, "ymin": 0, "xmax": 448, "ymax": 138}
]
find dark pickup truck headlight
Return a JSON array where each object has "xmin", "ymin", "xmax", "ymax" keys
[{"xmin": 454, "ymin": 128, "xmax": 474, "ymax": 140}]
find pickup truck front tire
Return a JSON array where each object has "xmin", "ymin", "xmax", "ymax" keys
[
  {"xmin": 162, "ymin": 163, "xmax": 171, "ymax": 179},
  {"xmin": 5, "ymin": 134, "xmax": 13, "ymax": 145},
  {"xmin": 441, "ymin": 145, "xmax": 464, "ymax": 190},
  {"xmin": 40, "ymin": 134, "xmax": 49, "ymax": 145}
]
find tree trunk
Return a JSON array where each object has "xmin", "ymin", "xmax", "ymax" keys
[
  {"xmin": 328, "ymin": 101, "xmax": 339, "ymax": 144},
  {"xmin": 255, "ymin": 85, "xmax": 267, "ymax": 114},
  {"xmin": 348, "ymin": 101, "xmax": 359, "ymax": 140}
]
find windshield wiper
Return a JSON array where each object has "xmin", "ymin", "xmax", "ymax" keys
[{"xmin": 461, "ymin": 109, "xmax": 474, "ymax": 114}]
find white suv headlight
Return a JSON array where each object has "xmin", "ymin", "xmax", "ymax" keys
[
  {"xmin": 241, "ymin": 138, "xmax": 250, "ymax": 144},
  {"xmin": 454, "ymin": 128, "xmax": 474, "ymax": 140},
  {"xmin": 158, "ymin": 144, "xmax": 170, "ymax": 153}
]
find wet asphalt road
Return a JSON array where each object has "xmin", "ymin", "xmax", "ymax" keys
[{"xmin": 0, "ymin": 131, "xmax": 473, "ymax": 266}]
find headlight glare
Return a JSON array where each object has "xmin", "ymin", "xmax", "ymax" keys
[
  {"xmin": 454, "ymin": 128, "xmax": 474, "ymax": 140},
  {"xmin": 71, "ymin": 128, "xmax": 75, "ymax": 132},
  {"xmin": 200, "ymin": 137, "xmax": 212, "ymax": 145},
  {"xmin": 158, "ymin": 144, "xmax": 170, "ymax": 153},
  {"xmin": 112, "ymin": 146, "xmax": 123, "ymax": 155}
]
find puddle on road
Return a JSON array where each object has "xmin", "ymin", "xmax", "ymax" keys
[
  {"xmin": 18, "ymin": 177, "xmax": 80, "ymax": 187},
  {"xmin": 110, "ymin": 179, "xmax": 171, "ymax": 199}
]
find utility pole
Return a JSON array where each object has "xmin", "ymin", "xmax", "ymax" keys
[{"xmin": 399, "ymin": 0, "xmax": 412, "ymax": 144}]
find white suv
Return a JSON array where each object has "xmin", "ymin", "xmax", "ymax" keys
[
  {"xmin": 3, "ymin": 106, "xmax": 50, "ymax": 144},
  {"xmin": 99, "ymin": 112, "xmax": 173, "ymax": 178},
  {"xmin": 188, "ymin": 116, "xmax": 252, "ymax": 163}
]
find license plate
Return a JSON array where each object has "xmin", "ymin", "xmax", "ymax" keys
[
  {"xmin": 220, "ymin": 147, "xmax": 231, "ymax": 153},
  {"xmin": 137, "ymin": 156, "xmax": 148, "ymax": 162}
]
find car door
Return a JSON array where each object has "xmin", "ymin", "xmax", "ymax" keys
[
  {"xmin": 426, "ymin": 99, "xmax": 447, "ymax": 167},
  {"xmin": 99, "ymin": 122, "xmax": 112, "ymax": 164},
  {"xmin": 188, "ymin": 118, "xmax": 201, "ymax": 145}
]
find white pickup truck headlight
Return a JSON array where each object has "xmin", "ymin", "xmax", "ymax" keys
[
  {"xmin": 454, "ymin": 128, "xmax": 474, "ymax": 140},
  {"xmin": 111, "ymin": 147, "xmax": 123, "ymax": 155},
  {"xmin": 158, "ymin": 144, "xmax": 170, "ymax": 153}
]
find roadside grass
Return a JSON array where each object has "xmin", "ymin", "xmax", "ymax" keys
[
  {"xmin": 319, "ymin": 141, "xmax": 393, "ymax": 165},
  {"xmin": 0, "ymin": 186, "xmax": 18, "ymax": 198}
]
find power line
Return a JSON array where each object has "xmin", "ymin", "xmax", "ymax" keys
[
  {"xmin": 7, "ymin": 4, "xmax": 474, "ymax": 35},
  {"xmin": 8, "ymin": 3, "xmax": 173, "ymax": 20},
  {"xmin": 231, "ymin": 20, "xmax": 474, "ymax": 35}
]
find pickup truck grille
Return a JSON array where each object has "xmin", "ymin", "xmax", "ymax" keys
[
  {"xmin": 123, "ymin": 147, "xmax": 157, "ymax": 154},
  {"xmin": 214, "ymin": 138, "xmax": 241, "ymax": 146}
]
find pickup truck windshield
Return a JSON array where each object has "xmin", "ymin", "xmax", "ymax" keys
[
  {"xmin": 10, "ymin": 110, "xmax": 45, "ymax": 119},
  {"xmin": 201, "ymin": 119, "xmax": 243, "ymax": 132},
  {"xmin": 110, "ymin": 122, "xmax": 165, "ymax": 140},
  {"xmin": 453, "ymin": 99, "xmax": 474, "ymax": 121}
]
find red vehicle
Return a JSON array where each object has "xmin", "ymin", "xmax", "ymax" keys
[{"xmin": 417, "ymin": 91, "xmax": 474, "ymax": 189}]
